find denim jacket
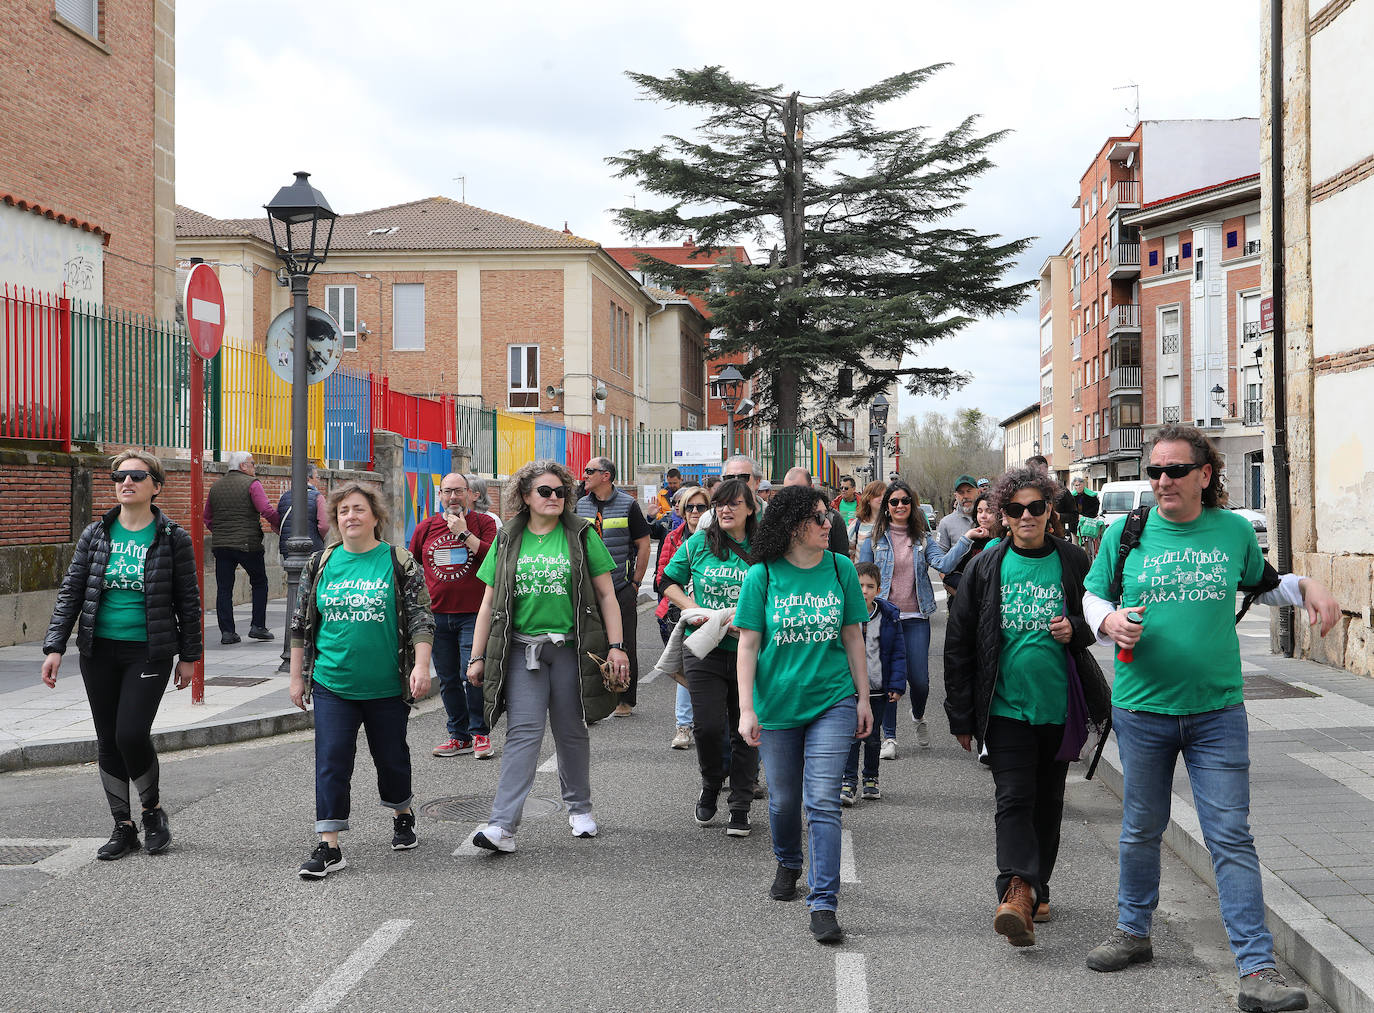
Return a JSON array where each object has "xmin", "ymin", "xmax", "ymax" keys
[{"xmin": 859, "ymin": 528, "xmax": 971, "ymax": 616}]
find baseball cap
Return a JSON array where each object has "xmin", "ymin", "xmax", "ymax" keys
[
  {"xmin": 758, "ymin": 479, "xmax": 773, "ymax": 491},
  {"xmin": 953, "ymin": 474, "xmax": 977, "ymax": 490},
  {"xmin": 977, "ymin": 478, "xmax": 989, "ymax": 488}
]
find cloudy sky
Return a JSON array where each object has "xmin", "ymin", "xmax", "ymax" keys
[{"xmin": 177, "ymin": 0, "xmax": 1261, "ymax": 429}]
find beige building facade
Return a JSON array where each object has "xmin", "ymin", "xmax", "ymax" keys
[{"xmin": 1000, "ymin": 403, "xmax": 1041, "ymax": 471}]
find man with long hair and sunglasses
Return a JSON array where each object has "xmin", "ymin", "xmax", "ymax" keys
[{"xmin": 1081, "ymin": 425, "xmax": 1339, "ymax": 1012}]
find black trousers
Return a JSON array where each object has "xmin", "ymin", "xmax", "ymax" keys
[
  {"xmin": 685, "ymin": 648, "xmax": 758, "ymax": 812},
  {"xmin": 615, "ymin": 581, "xmax": 640, "ymax": 707},
  {"xmin": 212, "ymin": 546, "xmax": 268, "ymax": 634},
  {"xmin": 986, "ymin": 715, "xmax": 1069, "ymax": 904},
  {"xmin": 80, "ymin": 638, "xmax": 173, "ymax": 822}
]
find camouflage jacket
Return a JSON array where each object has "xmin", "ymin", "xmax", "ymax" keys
[{"xmin": 289, "ymin": 542, "xmax": 435, "ymax": 705}]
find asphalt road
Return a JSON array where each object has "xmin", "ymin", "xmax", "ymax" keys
[{"xmin": 0, "ymin": 607, "xmax": 1330, "ymax": 1013}]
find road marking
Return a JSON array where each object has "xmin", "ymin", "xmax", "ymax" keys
[
  {"xmin": 537, "ymin": 754, "xmax": 558, "ymax": 774},
  {"xmin": 839, "ymin": 829, "xmax": 859, "ymax": 884},
  {"xmin": 295, "ymin": 919, "xmax": 412, "ymax": 1013},
  {"xmin": 834, "ymin": 953, "xmax": 869, "ymax": 1013},
  {"xmin": 451, "ymin": 824, "xmax": 489, "ymax": 858}
]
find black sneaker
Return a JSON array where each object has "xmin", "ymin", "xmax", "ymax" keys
[
  {"xmin": 142, "ymin": 807, "xmax": 171, "ymax": 854},
  {"xmin": 694, "ymin": 788, "xmax": 718, "ymax": 827},
  {"xmin": 298, "ymin": 841, "xmax": 345, "ymax": 879},
  {"xmin": 810, "ymin": 909, "xmax": 844, "ymax": 944},
  {"xmin": 96, "ymin": 822, "xmax": 140, "ymax": 861},
  {"xmin": 770, "ymin": 862, "xmax": 802, "ymax": 901},
  {"xmin": 391, "ymin": 811, "xmax": 417, "ymax": 851},
  {"xmin": 725, "ymin": 810, "xmax": 751, "ymax": 837},
  {"xmin": 247, "ymin": 626, "xmax": 275, "ymax": 641},
  {"xmin": 220, "ymin": 632, "xmax": 241, "ymax": 645}
]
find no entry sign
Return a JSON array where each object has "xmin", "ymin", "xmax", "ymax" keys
[{"xmin": 183, "ymin": 262, "xmax": 226, "ymax": 359}]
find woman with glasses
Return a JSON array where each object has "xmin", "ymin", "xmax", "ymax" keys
[
  {"xmin": 859, "ymin": 480, "xmax": 983, "ymax": 758},
  {"xmin": 735, "ymin": 485, "xmax": 872, "ymax": 944},
  {"xmin": 42, "ymin": 450, "xmax": 201, "ymax": 860},
  {"xmin": 466, "ymin": 460, "xmax": 627, "ymax": 853},
  {"xmin": 662, "ymin": 479, "xmax": 760, "ymax": 836},
  {"xmin": 655, "ymin": 485, "xmax": 711, "ymax": 750},
  {"xmin": 943, "ymin": 465, "xmax": 1107, "ymax": 947}
]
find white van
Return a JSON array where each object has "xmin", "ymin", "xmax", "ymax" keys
[{"xmin": 1098, "ymin": 480, "xmax": 1156, "ymax": 527}]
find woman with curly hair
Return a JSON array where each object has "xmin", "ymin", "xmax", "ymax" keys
[
  {"xmin": 942, "ymin": 466, "xmax": 1108, "ymax": 946},
  {"xmin": 735, "ymin": 485, "xmax": 872, "ymax": 944},
  {"xmin": 465, "ymin": 460, "xmax": 627, "ymax": 853},
  {"xmin": 662, "ymin": 478, "xmax": 760, "ymax": 836}
]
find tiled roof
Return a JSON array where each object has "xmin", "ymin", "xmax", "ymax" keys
[
  {"xmin": 2, "ymin": 194, "xmax": 109, "ymax": 242},
  {"xmin": 604, "ymin": 242, "xmax": 752, "ymax": 270},
  {"xmin": 175, "ymin": 197, "xmax": 600, "ymax": 251}
]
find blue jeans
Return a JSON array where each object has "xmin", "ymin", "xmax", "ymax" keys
[
  {"xmin": 1113, "ymin": 704, "xmax": 1274, "ymax": 975},
  {"xmin": 675, "ymin": 683, "xmax": 694, "ymax": 726},
  {"xmin": 312, "ymin": 682, "xmax": 412, "ymax": 834},
  {"xmin": 883, "ymin": 618, "xmax": 930, "ymax": 738},
  {"xmin": 430, "ymin": 612, "xmax": 487, "ymax": 739},
  {"xmin": 758, "ymin": 697, "xmax": 858, "ymax": 912}
]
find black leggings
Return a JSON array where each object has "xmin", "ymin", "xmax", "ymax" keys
[{"xmin": 80, "ymin": 638, "xmax": 173, "ymax": 822}]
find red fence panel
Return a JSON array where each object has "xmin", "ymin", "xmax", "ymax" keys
[
  {"xmin": 567, "ymin": 429, "xmax": 591, "ymax": 477},
  {"xmin": 1, "ymin": 285, "xmax": 67, "ymax": 442}
]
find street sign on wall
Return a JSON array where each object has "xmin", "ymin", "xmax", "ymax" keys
[
  {"xmin": 1260, "ymin": 296, "xmax": 1274, "ymax": 333},
  {"xmin": 265, "ymin": 305, "xmax": 343, "ymax": 385}
]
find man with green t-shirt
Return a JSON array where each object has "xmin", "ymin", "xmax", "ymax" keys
[
  {"xmin": 1081, "ymin": 426, "xmax": 1339, "ymax": 1013},
  {"xmin": 832, "ymin": 476, "xmax": 858, "ymax": 527}
]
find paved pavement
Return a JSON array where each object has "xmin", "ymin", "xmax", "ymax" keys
[{"xmin": 2, "ymin": 587, "xmax": 1372, "ymax": 1009}]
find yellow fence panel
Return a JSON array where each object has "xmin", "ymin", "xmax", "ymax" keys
[
  {"xmin": 494, "ymin": 410, "xmax": 536, "ymax": 477},
  {"xmin": 219, "ymin": 341, "xmax": 323, "ymax": 462}
]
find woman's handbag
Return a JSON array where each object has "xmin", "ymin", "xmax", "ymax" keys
[{"xmin": 588, "ymin": 652, "xmax": 630, "ymax": 693}]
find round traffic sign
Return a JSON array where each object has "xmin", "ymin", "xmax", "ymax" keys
[
  {"xmin": 265, "ymin": 305, "xmax": 344, "ymax": 385},
  {"xmin": 182, "ymin": 263, "xmax": 225, "ymax": 359}
]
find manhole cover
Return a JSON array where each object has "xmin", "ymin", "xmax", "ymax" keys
[
  {"xmin": 0, "ymin": 845, "xmax": 64, "ymax": 866},
  {"xmin": 203, "ymin": 676, "xmax": 269, "ymax": 688},
  {"xmin": 419, "ymin": 795, "xmax": 562, "ymax": 822},
  {"xmin": 1243, "ymin": 674, "xmax": 1319, "ymax": 701}
]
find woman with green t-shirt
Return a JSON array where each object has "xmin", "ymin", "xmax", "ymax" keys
[
  {"xmin": 735, "ymin": 485, "xmax": 872, "ymax": 945},
  {"xmin": 42, "ymin": 450, "xmax": 202, "ymax": 861},
  {"xmin": 943, "ymin": 466, "xmax": 1108, "ymax": 948},
  {"xmin": 289, "ymin": 483, "xmax": 435, "ymax": 879},
  {"xmin": 465, "ymin": 460, "xmax": 627, "ymax": 854},
  {"xmin": 663, "ymin": 477, "xmax": 759, "ymax": 837}
]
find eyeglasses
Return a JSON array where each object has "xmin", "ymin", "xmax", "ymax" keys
[
  {"xmin": 682, "ymin": 503, "xmax": 708, "ymax": 514},
  {"xmin": 888, "ymin": 497, "xmax": 912, "ymax": 507},
  {"xmin": 1002, "ymin": 499, "xmax": 1049, "ymax": 519},
  {"xmin": 724, "ymin": 472, "xmax": 751, "ymax": 480},
  {"xmin": 534, "ymin": 485, "xmax": 567, "ymax": 499},
  {"xmin": 111, "ymin": 470, "xmax": 151, "ymax": 484},
  {"xmin": 809, "ymin": 512, "xmax": 831, "ymax": 527},
  {"xmin": 440, "ymin": 487, "xmax": 466, "ymax": 496},
  {"xmin": 1146, "ymin": 462, "xmax": 1203, "ymax": 481}
]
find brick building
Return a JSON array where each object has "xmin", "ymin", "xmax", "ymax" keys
[
  {"xmin": 1037, "ymin": 242, "xmax": 1075, "ymax": 480},
  {"xmin": 999, "ymin": 402, "xmax": 1041, "ymax": 471},
  {"xmin": 0, "ymin": 0, "xmax": 176, "ymax": 317}
]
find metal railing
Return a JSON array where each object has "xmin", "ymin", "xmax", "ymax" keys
[
  {"xmin": 1162, "ymin": 333, "xmax": 1181, "ymax": 354},
  {"xmin": 1109, "ymin": 242, "xmax": 1141, "ymax": 274},
  {"xmin": 1109, "ymin": 304, "xmax": 1141, "ymax": 332},
  {"xmin": 1163, "ymin": 406, "xmax": 1182, "ymax": 424},
  {"xmin": 1244, "ymin": 239, "xmax": 1262, "ymax": 256},
  {"xmin": 2, "ymin": 285, "xmax": 69, "ymax": 445},
  {"xmin": 1109, "ymin": 426, "xmax": 1143, "ymax": 453},
  {"xmin": 1244, "ymin": 399, "xmax": 1264, "ymax": 426},
  {"xmin": 1109, "ymin": 180, "xmax": 1141, "ymax": 209},
  {"xmin": 1110, "ymin": 365, "xmax": 1142, "ymax": 391},
  {"xmin": 324, "ymin": 367, "xmax": 372, "ymax": 465},
  {"xmin": 1243, "ymin": 321, "xmax": 1263, "ymax": 342}
]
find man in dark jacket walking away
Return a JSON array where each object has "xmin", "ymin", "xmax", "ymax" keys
[
  {"xmin": 205, "ymin": 451, "xmax": 279, "ymax": 645},
  {"xmin": 275, "ymin": 463, "xmax": 329, "ymax": 557}
]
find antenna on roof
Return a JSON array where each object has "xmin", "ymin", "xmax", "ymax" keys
[
  {"xmin": 451, "ymin": 176, "xmax": 466, "ymax": 203},
  {"xmin": 1113, "ymin": 82, "xmax": 1140, "ymax": 128}
]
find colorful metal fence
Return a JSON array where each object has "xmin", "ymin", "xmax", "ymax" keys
[
  {"xmin": 324, "ymin": 367, "xmax": 372, "ymax": 464},
  {"xmin": 217, "ymin": 340, "xmax": 324, "ymax": 462},
  {"xmin": 0, "ymin": 285, "xmax": 69, "ymax": 445},
  {"xmin": 402, "ymin": 438, "xmax": 451, "ymax": 544},
  {"xmin": 494, "ymin": 410, "xmax": 536, "ymax": 477}
]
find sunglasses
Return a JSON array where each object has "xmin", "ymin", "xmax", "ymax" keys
[
  {"xmin": 111, "ymin": 470, "xmax": 151, "ymax": 483},
  {"xmin": 583, "ymin": 467, "xmax": 606, "ymax": 476},
  {"xmin": 680, "ymin": 502, "xmax": 708, "ymax": 513},
  {"xmin": 808, "ymin": 512, "xmax": 831, "ymax": 527},
  {"xmin": 888, "ymin": 496, "xmax": 912, "ymax": 507},
  {"xmin": 1145, "ymin": 462, "xmax": 1204, "ymax": 480},
  {"xmin": 1002, "ymin": 499, "xmax": 1049, "ymax": 519},
  {"xmin": 534, "ymin": 485, "xmax": 567, "ymax": 499}
]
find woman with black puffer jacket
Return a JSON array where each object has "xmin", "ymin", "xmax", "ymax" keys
[{"xmin": 42, "ymin": 449, "xmax": 202, "ymax": 861}]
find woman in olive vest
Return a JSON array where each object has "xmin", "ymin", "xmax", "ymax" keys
[{"xmin": 466, "ymin": 460, "xmax": 627, "ymax": 853}]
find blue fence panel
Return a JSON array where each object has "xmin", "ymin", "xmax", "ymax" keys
[
  {"xmin": 324, "ymin": 368, "xmax": 372, "ymax": 464},
  {"xmin": 535, "ymin": 421, "xmax": 567, "ymax": 465}
]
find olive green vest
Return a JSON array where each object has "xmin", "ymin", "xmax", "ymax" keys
[{"xmin": 207, "ymin": 470, "xmax": 266, "ymax": 553}]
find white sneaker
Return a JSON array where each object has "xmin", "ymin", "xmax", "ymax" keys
[
  {"xmin": 880, "ymin": 738, "xmax": 898, "ymax": 761},
  {"xmin": 471, "ymin": 825, "xmax": 516, "ymax": 853},
  {"xmin": 569, "ymin": 813, "xmax": 598, "ymax": 838},
  {"xmin": 670, "ymin": 725, "xmax": 693, "ymax": 750},
  {"xmin": 915, "ymin": 720, "xmax": 931, "ymax": 748}
]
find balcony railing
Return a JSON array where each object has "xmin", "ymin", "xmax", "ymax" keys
[
  {"xmin": 1072, "ymin": 335, "xmax": 1081, "ymax": 359},
  {"xmin": 1244, "ymin": 399, "xmax": 1264, "ymax": 426},
  {"xmin": 1242, "ymin": 321, "xmax": 1263, "ymax": 342},
  {"xmin": 1244, "ymin": 239, "xmax": 1262, "ymax": 256},
  {"xmin": 1163, "ymin": 255, "xmax": 1180, "ymax": 273},
  {"xmin": 1109, "ymin": 426, "xmax": 1143, "ymax": 453},
  {"xmin": 1108, "ymin": 242, "xmax": 1141, "ymax": 278},
  {"xmin": 1162, "ymin": 405, "xmax": 1182, "ymax": 424},
  {"xmin": 1110, "ymin": 365, "xmax": 1142, "ymax": 392},
  {"xmin": 1072, "ymin": 281, "xmax": 1081, "ymax": 309},
  {"xmin": 1162, "ymin": 333, "xmax": 1181, "ymax": 355},
  {"xmin": 1109, "ymin": 180, "xmax": 1141, "ymax": 210},
  {"xmin": 1108, "ymin": 304, "xmax": 1141, "ymax": 334}
]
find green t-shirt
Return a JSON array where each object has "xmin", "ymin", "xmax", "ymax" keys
[
  {"xmin": 94, "ymin": 520, "xmax": 156, "ymax": 641},
  {"xmin": 734, "ymin": 552, "xmax": 870, "ymax": 729},
  {"xmin": 990, "ymin": 545, "xmax": 1067, "ymax": 725},
  {"xmin": 476, "ymin": 524, "xmax": 616, "ymax": 636},
  {"xmin": 312, "ymin": 543, "xmax": 401, "ymax": 700},
  {"xmin": 663, "ymin": 529, "xmax": 751, "ymax": 653},
  {"xmin": 836, "ymin": 499, "xmax": 858, "ymax": 524},
  {"xmin": 1085, "ymin": 507, "xmax": 1265, "ymax": 715}
]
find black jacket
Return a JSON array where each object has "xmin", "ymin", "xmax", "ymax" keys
[
  {"xmin": 44, "ymin": 505, "xmax": 203, "ymax": 662},
  {"xmin": 942, "ymin": 535, "xmax": 1107, "ymax": 741}
]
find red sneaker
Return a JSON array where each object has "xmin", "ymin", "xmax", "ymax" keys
[
  {"xmin": 432, "ymin": 737, "xmax": 472, "ymax": 757},
  {"xmin": 473, "ymin": 734, "xmax": 495, "ymax": 759}
]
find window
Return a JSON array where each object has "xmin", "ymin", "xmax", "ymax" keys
[
  {"xmin": 1161, "ymin": 307, "xmax": 1181, "ymax": 355},
  {"xmin": 1195, "ymin": 247, "xmax": 1204, "ymax": 281},
  {"xmin": 681, "ymin": 334, "xmax": 705, "ymax": 397},
  {"xmin": 325, "ymin": 285, "xmax": 357, "ymax": 351},
  {"xmin": 56, "ymin": 0, "xmax": 98, "ymax": 37},
  {"xmin": 508, "ymin": 344, "xmax": 539, "ymax": 410},
  {"xmin": 1181, "ymin": 241, "xmax": 1192, "ymax": 260},
  {"xmin": 1162, "ymin": 374, "xmax": 1181, "ymax": 423},
  {"xmin": 837, "ymin": 417, "xmax": 855, "ymax": 453},
  {"xmin": 837, "ymin": 368, "xmax": 853, "ymax": 396},
  {"xmin": 1148, "ymin": 250, "xmax": 1158, "ymax": 267},
  {"xmin": 1226, "ymin": 231, "xmax": 1238, "ymax": 249},
  {"xmin": 392, "ymin": 283, "xmax": 425, "ymax": 350}
]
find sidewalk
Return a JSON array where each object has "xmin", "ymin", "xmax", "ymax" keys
[{"xmin": 1091, "ymin": 605, "xmax": 1374, "ymax": 1013}]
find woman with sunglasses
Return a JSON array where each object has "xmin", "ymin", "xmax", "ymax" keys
[
  {"xmin": 466, "ymin": 460, "xmax": 627, "ymax": 853},
  {"xmin": 736, "ymin": 485, "xmax": 872, "ymax": 944},
  {"xmin": 662, "ymin": 478, "xmax": 760, "ymax": 836},
  {"xmin": 655, "ymin": 485, "xmax": 712, "ymax": 750},
  {"xmin": 859, "ymin": 480, "xmax": 983, "ymax": 758},
  {"xmin": 41, "ymin": 450, "xmax": 201, "ymax": 860},
  {"xmin": 942, "ymin": 466, "xmax": 1107, "ymax": 947}
]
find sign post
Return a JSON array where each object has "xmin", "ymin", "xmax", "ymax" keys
[{"xmin": 182, "ymin": 262, "xmax": 226, "ymax": 706}]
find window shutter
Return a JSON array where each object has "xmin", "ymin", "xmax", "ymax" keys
[
  {"xmin": 56, "ymin": 0, "xmax": 97, "ymax": 34},
  {"xmin": 392, "ymin": 284, "xmax": 424, "ymax": 350}
]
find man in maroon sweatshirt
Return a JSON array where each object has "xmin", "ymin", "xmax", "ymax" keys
[{"xmin": 409, "ymin": 472, "xmax": 497, "ymax": 758}]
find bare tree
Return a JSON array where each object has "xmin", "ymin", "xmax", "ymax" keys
[{"xmin": 894, "ymin": 408, "xmax": 1002, "ymax": 516}]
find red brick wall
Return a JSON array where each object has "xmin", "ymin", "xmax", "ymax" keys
[
  {"xmin": 0, "ymin": 1, "xmax": 158, "ymax": 314},
  {"xmin": 0, "ymin": 463, "xmax": 71, "ymax": 546},
  {"xmin": 479, "ymin": 269, "xmax": 564, "ymax": 415},
  {"xmin": 590, "ymin": 276, "xmax": 636, "ymax": 446}
]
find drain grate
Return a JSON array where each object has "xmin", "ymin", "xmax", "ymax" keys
[
  {"xmin": 1243, "ymin": 674, "xmax": 1319, "ymax": 701},
  {"xmin": 420, "ymin": 795, "xmax": 562, "ymax": 822},
  {"xmin": 0, "ymin": 844, "xmax": 64, "ymax": 866},
  {"xmin": 203, "ymin": 676, "xmax": 270, "ymax": 688}
]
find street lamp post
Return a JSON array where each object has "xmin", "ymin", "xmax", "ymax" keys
[
  {"xmin": 870, "ymin": 392, "xmax": 889, "ymax": 485},
  {"xmin": 713, "ymin": 364, "xmax": 745, "ymax": 459},
  {"xmin": 264, "ymin": 172, "xmax": 336, "ymax": 672}
]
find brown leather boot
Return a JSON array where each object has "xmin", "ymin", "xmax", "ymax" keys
[{"xmin": 993, "ymin": 876, "xmax": 1036, "ymax": 946}]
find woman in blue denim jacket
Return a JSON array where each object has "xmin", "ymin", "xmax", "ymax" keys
[{"xmin": 859, "ymin": 480, "xmax": 986, "ymax": 754}]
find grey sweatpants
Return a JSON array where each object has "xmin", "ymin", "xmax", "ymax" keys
[{"xmin": 488, "ymin": 641, "xmax": 592, "ymax": 833}]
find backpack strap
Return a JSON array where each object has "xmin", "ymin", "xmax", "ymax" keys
[
  {"xmin": 1235, "ymin": 560, "xmax": 1283, "ymax": 625},
  {"xmin": 1107, "ymin": 506, "xmax": 1151, "ymax": 604}
]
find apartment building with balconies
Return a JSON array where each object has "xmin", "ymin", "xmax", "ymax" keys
[{"xmin": 1038, "ymin": 243, "xmax": 1074, "ymax": 480}]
